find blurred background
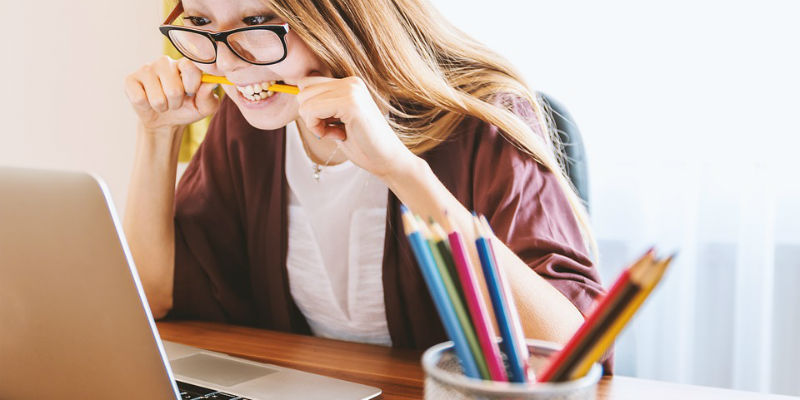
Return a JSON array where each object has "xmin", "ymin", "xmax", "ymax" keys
[{"xmin": 1, "ymin": 0, "xmax": 798, "ymax": 395}]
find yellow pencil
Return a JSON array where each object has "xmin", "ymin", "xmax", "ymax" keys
[
  {"xmin": 201, "ymin": 74, "xmax": 300, "ymax": 95},
  {"xmin": 199, "ymin": 74, "xmax": 232, "ymax": 85},
  {"xmin": 567, "ymin": 255, "xmax": 673, "ymax": 379}
]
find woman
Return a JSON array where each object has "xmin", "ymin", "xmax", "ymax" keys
[{"xmin": 123, "ymin": 0, "xmax": 604, "ymax": 352}]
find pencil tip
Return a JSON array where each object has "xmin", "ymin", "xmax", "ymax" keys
[
  {"xmin": 400, "ymin": 207, "xmax": 417, "ymax": 234},
  {"xmin": 478, "ymin": 214, "xmax": 494, "ymax": 234},
  {"xmin": 441, "ymin": 211, "xmax": 454, "ymax": 233},
  {"xmin": 472, "ymin": 214, "xmax": 483, "ymax": 235}
]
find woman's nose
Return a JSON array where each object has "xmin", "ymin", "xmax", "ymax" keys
[{"xmin": 214, "ymin": 43, "xmax": 249, "ymax": 74}]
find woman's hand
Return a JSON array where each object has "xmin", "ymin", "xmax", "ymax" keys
[
  {"xmin": 295, "ymin": 76, "xmax": 419, "ymax": 180},
  {"xmin": 124, "ymin": 56, "xmax": 221, "ymax": 135}
]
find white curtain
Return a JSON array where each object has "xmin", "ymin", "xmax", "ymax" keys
[
  {"xmin": 436, "ymin": 0, "xmax": 800, "ymax": 395},
  {"xmin": 593, "ymin": 160, "xmax": 800, "ymax": 394}
]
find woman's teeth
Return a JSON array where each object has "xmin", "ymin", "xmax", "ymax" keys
[{"xmin": 236, "ymin": 80, "xmax": 278, "ymax": 102}]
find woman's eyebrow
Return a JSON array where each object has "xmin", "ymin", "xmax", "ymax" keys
[{"xmin": 181, "ymin": 1, "xmax": 212, "ymax": 16}]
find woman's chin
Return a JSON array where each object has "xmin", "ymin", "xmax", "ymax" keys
[{"xmin": 242, "ymin": 113, "xmax": 293, "ymax": 131}]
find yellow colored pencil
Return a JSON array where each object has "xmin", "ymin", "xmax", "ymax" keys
[
  {"xmin": 567, "ymin": 255, "xmax": 673, "ymax": 379},
  {"xmin": 201, "ymin": 74, "xmax": 300, "ymax": 95},
  {"xmin": 199, "ymin": 74, "xmax": 231, "ymax": 85}
]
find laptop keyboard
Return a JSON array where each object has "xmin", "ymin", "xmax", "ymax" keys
[{"xmin": 177, "ymin": 380, "xmax": 251, "ymax": 400}]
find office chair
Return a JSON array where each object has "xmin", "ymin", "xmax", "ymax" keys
[{"xmin": 538, "ymin": 93, "xmax": 590, "ymax": 212}]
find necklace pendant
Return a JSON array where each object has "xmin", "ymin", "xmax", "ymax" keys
[{"xmin": 312, "ymin": 164, "xmax": 322, "ymax": 181}]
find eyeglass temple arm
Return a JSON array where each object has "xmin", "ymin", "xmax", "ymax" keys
[{"xmin": 163, "ymin": 1, "xmax": 184, "ymax": 25}]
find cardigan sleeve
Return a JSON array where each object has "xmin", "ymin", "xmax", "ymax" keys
[
  {"xmin": 166, "ymin": 98, "xmax": 255, "ymax": 323},
  {"xmin": 472, "ymin": 96, "xmax": 605, "ymax": 318}
]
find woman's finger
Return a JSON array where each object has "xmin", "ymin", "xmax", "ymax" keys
[
  {"xmin": 295, "ymin": 79, "xmax": 340, "ymax": 105},
  {"xmin": 298, "ymin": 95, "xmax": 348, "ymax": 127},
  {"xmin": 124, "ymin": 75, "xmax": 153, "ymax": 114},
  {"xmin": 154, "ymin": 60, "xmax": 186, "ymax": 110},
  {"xmin": 177, "ymin": 58, "xmax": 202, "ymax": 97},
  {"xmin": 296, "ymin": 75, "xmax": 335, "ymax": 90},
  {"xmin": 137, "ymin": 68, "xmax": 169, "ymax": 113},
  {"xmin": 194, "ymin": 82, "xmax": 221, "ymax": 117},
  {"xmin": 318, "ymin": 122, "xmax": 347, "ymax": 141}
]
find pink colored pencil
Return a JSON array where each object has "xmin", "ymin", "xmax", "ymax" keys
[{"xmin": 443, "ymin": 213, "xmax": 508, "ymax": 381}]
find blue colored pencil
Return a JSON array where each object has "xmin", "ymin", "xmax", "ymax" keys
[
  {"xmin": 400, "ymin": 206, "xmax": 481, "ymax": 379},
  {"xmin": 473, "ymin": 214, "xmax": 529, "ymax": 382},
  {"xmin": 479, "ymin": 215, "xmax": 531, "ymax": 374}
]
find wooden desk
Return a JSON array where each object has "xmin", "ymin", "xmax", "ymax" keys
[{"xmin": 157, "ymin": 321, "xmax": 796, "ymax": 400}]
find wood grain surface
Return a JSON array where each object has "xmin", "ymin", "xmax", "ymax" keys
[{"xmin": 157, "ymin": 321, "xmax": 796, "ymax": 400}]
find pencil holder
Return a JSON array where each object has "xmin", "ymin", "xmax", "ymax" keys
[{"xmin": 422, "ymin": 339, "xmax": 602, "ymax": 400}]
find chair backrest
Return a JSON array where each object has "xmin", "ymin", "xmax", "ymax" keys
[{"xmin": 538, "ymin": 92, "xmax": 590, "ymax": 211}]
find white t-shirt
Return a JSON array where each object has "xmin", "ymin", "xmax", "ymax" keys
[{"xmin": 284, "ymin": 121, "xmax": 392, "ymax": 346}]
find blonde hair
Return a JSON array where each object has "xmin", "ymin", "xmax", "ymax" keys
[{"xmin": 264, "ymin": 0, "xmax": 597, "ymax": 257}]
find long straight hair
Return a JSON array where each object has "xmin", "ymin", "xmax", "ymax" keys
[{"xmin": 264, "ymin": 0, "xmax": 597, "ymax": 257}]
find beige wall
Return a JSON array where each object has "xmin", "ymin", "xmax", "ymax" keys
[{"xmin": 0, "ymin": 1, "xmax": 162, "ymax": 212}]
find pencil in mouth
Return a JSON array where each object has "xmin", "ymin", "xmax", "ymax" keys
[{"xmin": 201, "ymin": 74, "xmax": 299, "ymax": 96}]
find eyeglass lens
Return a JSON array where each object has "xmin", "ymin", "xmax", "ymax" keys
[
  {"xmin": 169, "ymin": 30, "xmax": 216, "ymax": 62},
  {"xmin": 168, "ymin": 29, "xmax": 285, "ymax": 64}
]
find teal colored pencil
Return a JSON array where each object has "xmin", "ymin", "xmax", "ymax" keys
[{"xmin": 418, "ymin": 217, "xmax": 491, "ymax": 380}]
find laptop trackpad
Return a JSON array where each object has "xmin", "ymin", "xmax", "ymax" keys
[{"xmin": 171, "ymin": 353, "xmax": 278, "ymax": 387}]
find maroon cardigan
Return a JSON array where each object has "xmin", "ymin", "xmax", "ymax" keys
[{"xmin": 168, "ymin": 96, "xmax": 607, "ymax": 365}]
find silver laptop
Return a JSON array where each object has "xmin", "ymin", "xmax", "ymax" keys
[{"xmin": 0, "ymin": 167, "xmax": 381, "ymax": 400}]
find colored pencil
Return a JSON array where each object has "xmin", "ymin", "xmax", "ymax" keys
[
  {"xmin": 400, "ymin": 206, "xmax": 481, "ymax": 379},
  {"xmin": 567, "ymin": 255, "xmax": 673, "ymax": 379},
  {"xmin": 201, "ymin": 74, "xmax": 300, "ymax": 95},
  {"xmin": 424, "ymin": 220, "xmax": 490, "ymax": 380},
  {"xmin": 429, "ymin": 219, "xmax": 467, "ymax": 309},
  {"xmin": 537, "ymin": 273, "xmax": 629, "ymax": 380},
  {"xmin": 442, "ymin": 213, "xmax": 508, "ymax": 381},
  {"xmin": 537, "ymin": 250, "xmax": 661, "ymax": 382},
  {"xmin": 479, "ymin": 215, "xmax": 531, "ymax": 373},
  {"xmin": 474, "ymin": 214, "xmax": 529, "ymax": 382}
]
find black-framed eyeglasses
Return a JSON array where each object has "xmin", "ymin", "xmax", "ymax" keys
[{"xmin": 159, "ymin": 2, "xmax": 289, "ymax": 66}]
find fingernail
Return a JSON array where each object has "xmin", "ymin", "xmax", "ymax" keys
[{"xmin": 186, "ymin": 92, "xmax": 195, "ymax": 97}]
